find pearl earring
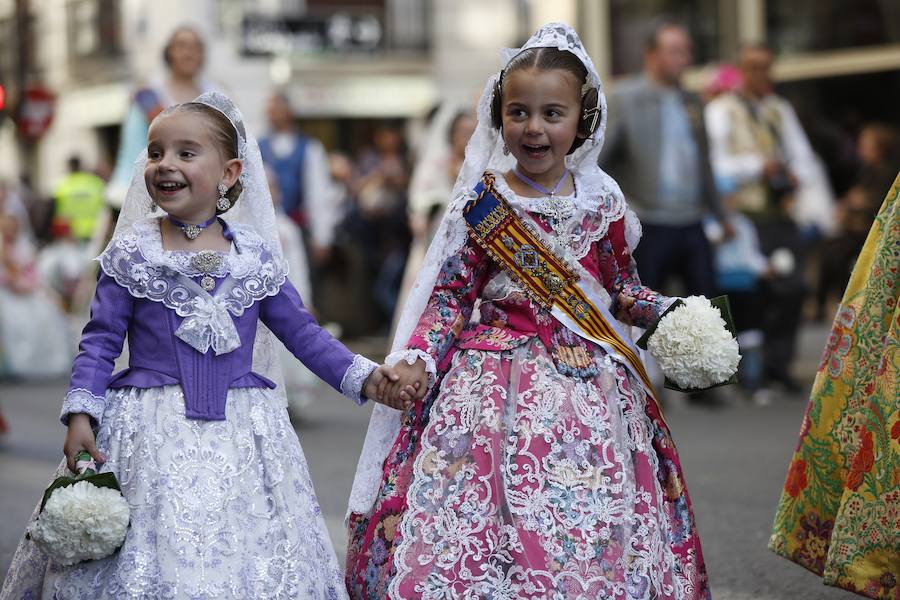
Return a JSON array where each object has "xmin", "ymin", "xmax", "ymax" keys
[{"xmin": 216, "ymin": 183, "xmax": 230, "ymax": 212}]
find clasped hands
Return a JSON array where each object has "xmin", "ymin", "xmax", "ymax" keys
[
  {"xmin": 363, "ymin": 358, "xmax": 430, "ymax": 411},
  {"xmin": 64, "ymin": 359, "xmax": 431, "ymax": 470}
]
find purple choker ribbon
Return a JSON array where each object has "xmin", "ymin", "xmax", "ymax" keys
[
  {"xmin": 168, "ymin": 215, "xmax": 218, "ymax": 240},
  {"xmin": 513, "ymin": 168, "xmax": 569, "ymax": 197}
]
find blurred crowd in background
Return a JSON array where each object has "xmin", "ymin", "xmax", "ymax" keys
[{"xmin": 1, "ymin": 0, "xmax": 899, "ymax": 417}]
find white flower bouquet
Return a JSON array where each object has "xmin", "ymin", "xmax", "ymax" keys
[
  {"xmin": 637, "ymin": 295, "xmax": 741, "ymax": 391},
  {"xmin": 27, "ymin": 451, "xmax": 130, "ymax": 566}
]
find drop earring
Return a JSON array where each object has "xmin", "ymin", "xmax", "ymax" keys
[
  {"xmin": 503, "ymin": 142, "xmax": 510, "ymax": 156},
  {"xmin": 216, "ymin": 183, "xmax": 230, "ymax": 212}
]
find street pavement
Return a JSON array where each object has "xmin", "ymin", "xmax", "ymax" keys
[{"xmin": 0, "ymin": 324, "xmax": 855, "ymax": 599}]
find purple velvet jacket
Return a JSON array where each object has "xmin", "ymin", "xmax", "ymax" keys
[{"xmin": 61, "ymin": 219, "xmax": 375, "ymax": 425}]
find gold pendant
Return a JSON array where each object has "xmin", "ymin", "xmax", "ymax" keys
[{"xmin": 542, "ymin": 273, "xmax": 565, "ymax": 298}]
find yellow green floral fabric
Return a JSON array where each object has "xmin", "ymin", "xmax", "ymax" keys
[{"xmin": 770, "ymin": 172, "xmax": 899, "ymax": 599}]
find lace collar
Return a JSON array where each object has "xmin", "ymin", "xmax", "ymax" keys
[
  {"xmin": 126, "ymin": 218, "xmax": 279, "ymax": 280},
  {"xmin": 489, "ymin": 170, "xmax": 623, "ymax": 217},
  {"xmin": 98, "ymin": 218, "xmax": 288, "ymax": 355},
  {"xmin": 487, "ymin": 170, "xmax": 627, "ymax": 260}
]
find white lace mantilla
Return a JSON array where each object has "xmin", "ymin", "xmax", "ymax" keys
[
  {"xmin": 340, "ymin": 354, "xmax": 379, "ymax": 404},
  {"xmin": 623, "ymin": 208, "xmax": 642, "ymax": 251},
  {"xmin": 98, "ymin": 219, "xmax": 287, "ymax": 355},
  {"xmin": 60, "ymin": 388, "xmax": 107, "ymax": 426}
]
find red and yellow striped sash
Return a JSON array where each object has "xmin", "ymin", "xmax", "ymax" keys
[{"xmin": 464, "ymin": 173, "xmax": 657, "ymax": 396}]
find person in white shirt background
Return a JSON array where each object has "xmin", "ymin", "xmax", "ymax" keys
[{"xmin": 705, "ymin": 43, "xmax": 835, "ymax": 393}]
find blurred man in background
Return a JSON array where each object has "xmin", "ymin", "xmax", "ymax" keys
[
  {"xmin": 706, "ymin": 43, "xmax": 835, "ymax": 393},
  {"xmin": 260, "ymin": 91, "xmax": 345, "ymax": 418},
  {"xmin": 599, "ymin": 20, "xmax": 724, "ymax": 299},
  {"xmin": 705, "ymin": 43, "xmax": 835, "ymax": 237},
  {"xmin": 52, "ymin": 156, "xmax": 105, "ymax": 244},
  {"xmin": 260, "ymin": 92, "xmax": 342, "ymax": 270}
]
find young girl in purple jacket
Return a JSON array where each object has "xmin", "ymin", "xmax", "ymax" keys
[{"xmin": 1, "ymin": 93, "xmax": 410, "ymax": 600}]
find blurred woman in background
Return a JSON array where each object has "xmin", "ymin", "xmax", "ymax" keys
[
  {"xmin": 0, "ymin": 213, "xmax": 71, "ymax": 380},
  {"xmin": 392, "ymin": 105, "xmax": 475, "ymax": 334}
]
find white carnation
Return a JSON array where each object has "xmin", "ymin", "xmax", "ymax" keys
[
  {"xmin": 647, "ymin": 296, "xmax": 741, "ymax": 390},
  {"xmin": 28, "ymin": 480, "xmax": 130, "ymax": 566}
]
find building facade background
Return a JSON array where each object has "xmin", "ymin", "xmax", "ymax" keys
[{"xmin": 1, "ymin": 0, "xmax": 899, "ymax": 196}]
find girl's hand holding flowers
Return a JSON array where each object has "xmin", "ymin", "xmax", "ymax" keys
[
  {"xmin": 30, "ymin": 426, "xmax": 129, "ymax": 566},
  {"xmin": 644, "ymin": 295, "xmax": 741, "ymax": 390},
  {"xmin": 64, "ymin": 413, "xmax": 105, "ymax": 472}
]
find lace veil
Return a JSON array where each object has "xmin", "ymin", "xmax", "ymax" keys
[
  {"xmin": 111, "ymin": 91, "xmax": 287, "ymax": 403},
  {"xmin": 348, "ymin": 23, "xmax": 633, "ymax": 516}
]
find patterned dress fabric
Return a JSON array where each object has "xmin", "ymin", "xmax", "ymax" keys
[
  {"xmin": 346, "ymin": 196, "xmax": 711, "ymax": 599},
  {"xmin": 770, "ymin": 173, "xmax": 900, "ymax": 599},
  {"xmin": 4, "ymin": 388, "xmax": 346, "ymax": 600}
]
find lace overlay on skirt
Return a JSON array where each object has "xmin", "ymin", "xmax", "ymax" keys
[
  {"xmin": 1, "ymin": 386, "xmax": 347, "ymax": 600},
  {"xmin": 346, "ymin": 340, "xmax": 708, "ymax": 600}
]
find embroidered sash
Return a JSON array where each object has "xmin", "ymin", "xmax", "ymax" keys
[{"xmin": 464, "ymin": 173, "xmax": 660, "ymax": 405}]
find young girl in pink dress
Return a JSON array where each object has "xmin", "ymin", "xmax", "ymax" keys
[{"xmin": 346, "ymin": 23, "xmax": 711, "ymax": 600}]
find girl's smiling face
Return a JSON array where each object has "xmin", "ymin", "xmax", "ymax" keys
[
  {"xmin": 144, "ymin": 111, "xmax": 241, "ymax": 223},
  {"xmin": 500, "ymin": 67, "xmax": 583, "ymax": 187}
]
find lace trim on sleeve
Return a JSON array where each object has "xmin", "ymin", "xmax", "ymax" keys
[
  {"xmin": 385, "ymin": 349, "xmax": 437, "ymax": 387},
  {"xmin": 340, "ymin": 354, "xmax": 378, "ymax": 405},
  {"xmin": 623, "ymin": 208, "xmax": 643, "ymax": 252},
  {"xmin": 60, "ymin": 388, "xmax": 106, "ymax": 426}
]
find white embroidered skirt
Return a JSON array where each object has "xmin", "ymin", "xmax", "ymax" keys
[{"xmin": 1, "ymin": 385, "xmax": 347, "ymax": 600}]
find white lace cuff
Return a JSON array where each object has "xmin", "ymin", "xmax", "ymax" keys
[
  {"xmin": 340, "ymin": 354, "xmax": 378, "ymax": 405},
  {"xmin": 624, "ymin": 208, "xmax": 643, "ymax": 252},
  {"xmin": 60, "ymin": 388, "xmax": 106, "ymax": 426},
  {"xmin": 385, "ymin": 349, "xmax": 437, "ymax": 387}
]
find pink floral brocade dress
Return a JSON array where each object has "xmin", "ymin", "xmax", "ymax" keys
[{"xmin": 346, "ymin": 194, "xmax": 711, "ymax": 600}]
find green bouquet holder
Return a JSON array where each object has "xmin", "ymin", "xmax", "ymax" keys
[
  {"xmin": 635, "ymin": 295, "xmax": 740, "ymax": 393},
  {"xmin": 36, "ymin": 451, "xmax": 123, "ymax": 513}
]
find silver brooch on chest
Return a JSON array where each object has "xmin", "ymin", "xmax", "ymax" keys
[
  {"xmin": 191, "ymin": 251, "xmax": 225, "ymax": 291},
  {"xmin": 534, "ymin": 197, "xmax": 577, "ymax": 246},
  {"xmin": 535, "ymin": 195, "xmax": 575, "ymax": 224}
]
